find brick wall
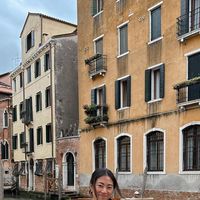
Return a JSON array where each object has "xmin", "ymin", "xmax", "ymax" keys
[{"xmin": 35, "ymin": 175, "xmax": 45, "ymax": 192}]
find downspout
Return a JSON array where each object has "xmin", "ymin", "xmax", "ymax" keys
[{"xmin": 49, "ymin": 41, "xmax": 55, "ymax": 174}]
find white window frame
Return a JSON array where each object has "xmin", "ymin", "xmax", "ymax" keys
[
  {"xmin": 148, "ymin": 1, "xmax": 163, "ymax": 44},
  {"xmin": 93, "ymin": 0, "xmax": 104, "ymax": 18},
  {"xmin": 3, "ymin": 109, "xmax": 9, "ymax": 128},
  {"xmin": 117, "ymin": 21, "xmax": 129, "ymax": 58},
  {"xmin": 115, "ymin": 133, "xmax": 132, "ymax": 174},
  {"xmin": 143, "ymin": 128, "xmax": 166, "ymax": 174}
]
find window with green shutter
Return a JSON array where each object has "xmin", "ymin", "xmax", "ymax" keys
[{"xmin": 91, "ymin": 0, "xmax": 103, "ymax": 16}]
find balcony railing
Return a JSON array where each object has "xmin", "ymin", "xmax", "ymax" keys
[
  {"xmin": 83, "ymin": 104, "xmax": 108, "ymax": 127},
  {"xmin": 177, "ymin": 7, "xmax": 200, "ymax": 38},
  {"xmin": 85, "ymin": 54, "xmax": 107, "ymax": 78},
  {"xmin": 174, "ymin": 76, "xmax": 200, "ymax": 104}
]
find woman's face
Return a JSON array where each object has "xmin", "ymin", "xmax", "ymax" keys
[{"xmin": 93, "ymin": 175, "xmax": 114, "ymax": 200}]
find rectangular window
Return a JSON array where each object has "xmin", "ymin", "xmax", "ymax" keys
[
  {"xmin": 12, "ymin": 135, "xmax": 18, "ymax": 150},
  {"xmin": 3, "ymin": 110, "xmax": 9, "ymax": 128},
  {"xmin": 27, "ymin": 66, "xmax": 31, "ymax": 84},
  {"xmin": 188, "ymin": 52, "xmax": 200, "ymax": 101},
  {"xmin": 150, "ymin": 5, "xmax": 161, "ymax": 41},
  {"xmin": 92, "ymin": 0, "xmax": 103, "ymax": 16},
  {"xmin": 35, "ymin": 59, "xmax": 41, "ymax": 78},
  {"xmin": 45, "ymin": 87, "xmax": 51, "ymax": 107},
  {"xmin": 36, "ymin": 92, "xmax": 42, "ymax": 112},
  {"xmin": 44, "ymin": 52, "xmax": 50, "ymax": 71},
  {"xmin": 118, "ymin": 23, "xmax": 128, "ymax": 56},
  {"xmin": 46, "ymin": 124, "xmax": 52, "ymax": 143},
  {"xmin": 19, "ymin": 102, "xmax": 23, "ymax": 119},
  {"xmin": 37, "ymin": 127, "xmax": 43, "ymax": 145},
  {"xmin": 13, "ymin": 78, "xmax": 16, "ymax": 92},
  {"xmin": 12, "ymin": 105, "xmax": 17, "ymax": 122},
  {"xmin": 29, "ymin": 128, "xmax": 34, "ymax": 153},
  {"xmin": 145, "ymin": 64, "xmax": 165, "ymax": 102},
  {"xmin": 35, "ymin": 160, "xmax": 43, "ymax": 176},
  {"xmin": 115, "ymin": 76, "xmax": 131, "ymax": 109},
  {"xmin": 94, "ymin": 37, "xmax": 103, "ymax": 70},
  {"xmin": 20, "ymin": 132, "xmax": 25, "ymax": 148},
  {"xmin": 26, "ymin": 30, "xmax": 34, "ymax": 52},
  {"xmin": 23, "ymin": 97, "xmax": 33, "ymax": 124},
  {"xmin": 19, "ymin": 72, "xmax": 23, "ymax": 88}
]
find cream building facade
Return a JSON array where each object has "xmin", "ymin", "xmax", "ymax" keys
[
  {"xmin": 11, "ymin": 13, "xmax": 77, "ymax": 192},
  {"xmin": 78, "ymin": 0, "xmax": 200, "ymax": 199}
]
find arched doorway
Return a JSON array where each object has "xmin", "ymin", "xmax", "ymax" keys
[{"xmin": 63, "ymin": 152, "xmax": 75, "ymax": 190}]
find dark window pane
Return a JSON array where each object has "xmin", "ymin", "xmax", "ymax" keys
[{"xmin": 151, "ymin": 6, "xmax": 161, "ymax": 40}]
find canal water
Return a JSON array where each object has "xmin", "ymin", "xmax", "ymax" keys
[{"xmin": 5, "ymin": 198, "xmax": 33, "ymax": 200}]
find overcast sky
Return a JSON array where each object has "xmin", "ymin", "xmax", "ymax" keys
[{"xmin": 0, "ymin": 0, "xmax": 77, "ymax": 75}]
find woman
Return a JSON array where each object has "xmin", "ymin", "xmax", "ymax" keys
[{"xmin": 89, "ymin": 168, "xmax": 122, "ymax": 200}]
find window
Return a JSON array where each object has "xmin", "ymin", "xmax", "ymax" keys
[
  {"xmin": 37, "ymin": 127, "xmax": 43, "ymax": 145},
  {"xmin": 35, "ymin": 59, "xmax": 41, "ymax": 78},
  {"xmin": 91, "ymin": 85, "xmax": 106, "ymax": 106},
  {"xmin": 145, "ymin": 64, "xmax": 165, "ymax": 102},
  {"xmin": 19, "ymin": 102, "xmax": 23, "ymax": 119},
  {"xmin": 183, "ymin": 125, "xmax": 200, "ymax": 171},
  {"xmin": 20, "ymin": 132, "xmax": 25, "ymax": 148},
  {"xmin": 35, "ymin": 160, "xmax": 43, "ymax": 176},
  {"xmin": 115, "ymin": 76, "xmax": 131, "ymax": 109},
  {"xmin": 94, "ymin": 138, "xmax": 106, "ymax": 169},
  {"xmin": 13, "ymin": 78, "xmax": 16, "ymax": 92},
  {"xmin": 118, "ymin": 23, "xmax": 128, "ymax": 56},
  {"xmin": 147, "ymin": 131, "xmax": 164, "ymax": 171},
  {"xmin": 188, "ymin": 52, "xmax": 200, "ymax": 101},
  {"xmin": 27, "ymin": 66, "xmax": 31, "ymax": 84},
  {"xmin": 44, "ymin": 52, "xmax": 50, "ymax": 71},
  {"xmin": 12, "ymin": 135, "xmax": 18, "ymax": 150},
  {"xmin": 23, "ymin": 97, "xmax": 33, "ymax": 124},
  {"xmin": 46, "ymin": 159, "xmax": 53, "ymax": 176},
  {"xmin": 1, "ymin": 141, "xmax": 9, "ymax": 159},
  {"xmin": 36, "ymin": 92, "xmax": 42, "ymax": 112},
  {"xmin": 46, "ymin": 124, "xmax": 52, "ymax": 143},
  {"xmin": 12, "ymin": 105, "xmax": 17, "ymax": 122},
  {"xmin": 45, "ymin": 87, "xmax": 51, "ymax": 107},
  {"xmin": 149, "ymin": 4, "xmax": 161, "ymax": 41},
  {"xmin": 3, "ymin": 110, "xmax": 9, "ymax": 128},
  {"xmin": 94, "ymin": 37, "xmax": 103, "ymax": 70},
  {"xmin": 92, "ymin": 0, "xmax": 103, "ymax": 16},
  {"xmin": 29, "ymin": 128, "xmax": 34, "ymax": 153},
  {"xmin": 20, "ymin": 161, "xmax": 27, "ymax": 175},
  {"xmin": 19, "ymin": 72, "xmax": 23, "ymax": 88},
  {"xmin": 117, "ymin": 135, "xmax": 131, "ymax": 172},
  {"xmin": 26, "ymin": 30, "xmax": 34, "ymax": 52}
]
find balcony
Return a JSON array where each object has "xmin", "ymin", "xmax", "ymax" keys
[
  {"xmin": 85, "ymin": 54, "xmax": 107, "ymax": 79},
  {"xmin": 83, "ymin": 104, "xmax": 108, "ymax": 127},
  {"xmin": 174, "ymin": 76, "xmax": 200, "ymax": 106},
  {"xmin": 177, "ymin": 7, "xmax": 200, "ymax": 41}
]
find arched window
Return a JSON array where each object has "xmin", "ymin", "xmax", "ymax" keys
[
  {"xmin": 117, "ymin": 135, "xmax": 130, "ymax": 172},
  {"xmin": 94, "ymin": 138, "xmax": 106, "ymax": 169},
  {"xmin": 147, "ymin": 131, "xmax": 163, "ymax": 171},
  {"xmin": 183, "ymin": 125, "xmax": 200, "ymax": 171},
  {"xmin": 1, "ymin": 141, "xmax": 9, "ymax": 159}
]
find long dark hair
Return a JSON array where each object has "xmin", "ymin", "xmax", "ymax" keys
[{"xmin": 89, "ymin": 168, "xmax": 122, "ymax": 198}]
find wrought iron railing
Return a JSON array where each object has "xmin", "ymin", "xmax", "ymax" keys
[
  {"xmin": 177, "ymin": 7, "xmax": 200, "ymax": 37},
  {"xmin": 85, "ymin": 54, "xmax": 107, "ymax": 78},
  {"xmin": 174, "ymin": 76, "xmax": 200, "ymax": 104}
]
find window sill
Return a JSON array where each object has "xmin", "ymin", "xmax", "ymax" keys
[
  {"xmin": 147, "ymin": 98, "xmax": 162, "ymax": 104},
  {"xmin": 147, "ymin": 171, "xmax": 166, "ymax": 175},
  {"xmin": 117, "ymin": 51, "xmax": 129, "ymax": 59},
  {"xmin": 148, "ymin": 36, "xmax": 163, "ymax": 45},
  {"xmin": 118, "ymin": 171, "xmax": 132, "ymax": 175},
  {"xmin": 117, "ymin": 106, "xmax": 130, "ymax": 111},
  {"xmin": 179, "ymin": 171, "xmax": 200, "ymax": 175},
  {"xmin": 93, "ymin": 10, "xmax": 103, "ymax": 18}
]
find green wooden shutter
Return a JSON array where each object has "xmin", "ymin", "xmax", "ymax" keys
[
  {"xmin": 127, "ymin": 76, "xmax": 131, "ymax": 107},
  {"xmin": 115, "ymin": 80, "xmax": 120, "ymax": 109},
  {"xmin": 102, "ymin": 85, "xmax": 106, "ymax": 105},
  {"xmin": 180, "ymin": 0, "xmax": 189, "ymax": 35},
  {"xmin": 91, "ymin": 0, "xmax": 97, "ymax": 16},
  {"xmin": 160, "ymin": 64, "xmax": 165, "ymax": 98},
  {"xmin": 91, "ymin": 89, "xmax": 97, "ymax": 104},
  {"xmin": 145, "ymin": 69, "xmax": 151, "ymax": 102}
]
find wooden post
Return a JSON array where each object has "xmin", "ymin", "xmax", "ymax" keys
[
  {"xmin": 44, "ymin": 170, "xmax": 47, "ymax": 200},
  {"xmin": 0, "ymin": 160, "xmax": 4, "ymax": 199}
]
